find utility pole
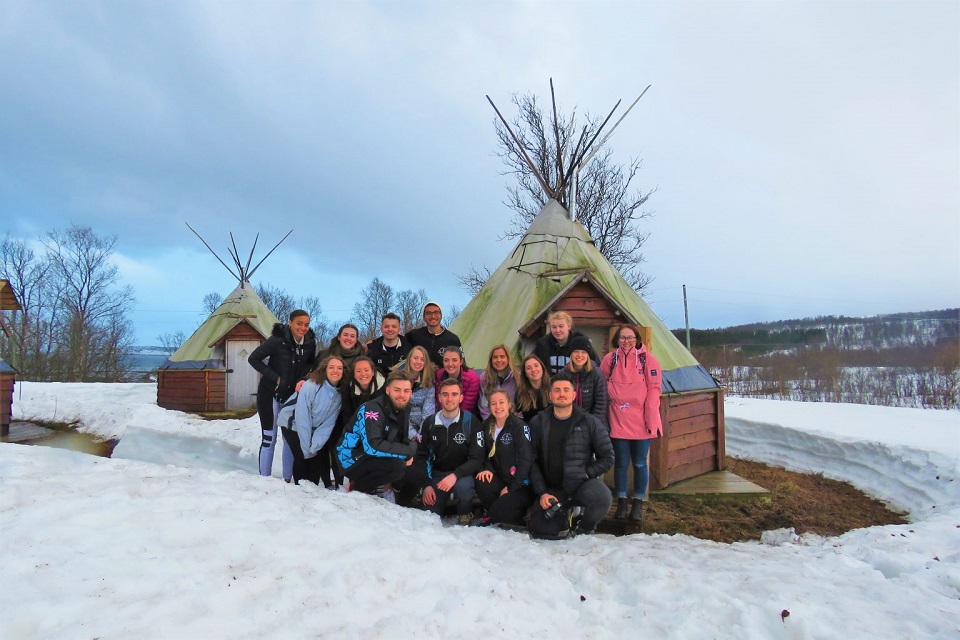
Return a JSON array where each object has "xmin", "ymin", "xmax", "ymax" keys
[{"xmin": 683, "ymin": 284, "xmax": 691, "ymax": 350}]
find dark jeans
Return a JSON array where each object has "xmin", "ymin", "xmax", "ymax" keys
[
  {"xmin": 280, "ymin": 427, "xmax": 322, "ymax": 485},
  {"xmin": 612, "ymin": 438, "xmax": 652, "ymax": 499},
  {"xmin": 532, "ymin": 477, "xmax": 612, "ymax": 533},
  {"xmin": 405, "ymin": 463, "xmax": 475, "ymax": 516},
  {"xmin": 343, "ymin": 456, "xmax": 408, "ymax": 494},
  {"xmin": 475, "ymin": 476, "xmax": 535, "ymax": 526}
]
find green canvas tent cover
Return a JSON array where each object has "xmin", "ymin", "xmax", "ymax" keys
[
  {"xmin": 159, "ymin": 283, "xmax": 279, "ymax": 370},
  {"xmin": 450, "ymin": 199, "xmax": 717, "ymax": 394}
]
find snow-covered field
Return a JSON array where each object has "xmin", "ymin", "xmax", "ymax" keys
[{"xmin": 2, "ymin": 383, "xmax": 958, "ymax": 639}]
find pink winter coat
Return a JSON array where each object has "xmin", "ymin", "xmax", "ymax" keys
[{"xmin": 600, "ymin": 345, "xmax": 663, "ymax": 440}]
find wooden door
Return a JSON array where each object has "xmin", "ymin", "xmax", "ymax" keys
[{"xmin": 225, "ymin": 340, "xmax": 260, "ymax": 410}]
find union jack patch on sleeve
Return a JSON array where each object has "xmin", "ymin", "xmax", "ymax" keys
[{"xmin": 365, "ymin": 411, "xmax": 380, "ymax": 420}]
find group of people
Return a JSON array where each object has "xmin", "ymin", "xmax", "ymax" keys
[{"xmin": 248, "ymin": 302, "xmax": 663, "ymax": 537}]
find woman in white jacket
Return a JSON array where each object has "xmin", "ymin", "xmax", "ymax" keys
[{"xmin": 279, "ymin": 356, "xmax": 345, "ymax": 485}]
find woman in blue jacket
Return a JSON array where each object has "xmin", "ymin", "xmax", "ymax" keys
[{"xmin": 279, "ymin": 355, "xmax": 344, "ymax": 485}]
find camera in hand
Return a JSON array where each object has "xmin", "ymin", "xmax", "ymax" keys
[{"xmin": 544, "ymin": 498, "xmax": 564, "ymax": 519}]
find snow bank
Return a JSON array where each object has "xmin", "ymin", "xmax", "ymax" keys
[
  {"xmin": 3, "ymin": 384, "xmax": 959, "ymax": 638},
  {"xmin": 726, "ymin": 398, "xmax": 960, "ymax": 518}
]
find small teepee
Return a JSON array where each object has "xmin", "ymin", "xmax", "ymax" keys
[
  {"xmin": 157, "ymin": 228, "xmax": 288, "ymax": 412},
  {"xmin": 451, "ymin": 86, "xmax": 724, "ymax": 490}
]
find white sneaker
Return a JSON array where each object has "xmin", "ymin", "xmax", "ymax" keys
[{"xmin": 381, "ymin": 488, "xmax": 396, "ymax": 504}]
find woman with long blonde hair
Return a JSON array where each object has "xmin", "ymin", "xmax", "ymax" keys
[
  {"xmin": 405, "ymin": 345, "xmax": 436, "ymax": 440},
  {"xmin": 477, "ymin": 344, "xmax": 518, "ymax": 420},
  {"xmin": 475, "ymin": 389, "xmax": 534, "ymax": 526}
]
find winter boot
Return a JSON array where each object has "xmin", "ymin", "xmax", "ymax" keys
[
  {"xmin": 615, "ymin": 497, "xmax": 629, "ymax": 519},
  {"xmin": 629, "ymin": 498, "xmax": 644, "ymax": 523}
]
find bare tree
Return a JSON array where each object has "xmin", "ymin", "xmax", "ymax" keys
[
  {"xmin": 41, "ymin": 225, "xmax": 135, "ymax": 381},
  {"xmin": 297, "ymin": 295, "xmax": 335, "ymax": 346},
  {"xmin": 489, "ymin": 89, "xmax": 656, "ymax": 291},
  {"xmin": 255, "ymin": 282, "xmax": 297, "ymax": 322},
  {"xmin": 202, "ymin": 291, "xmax": 223, "ymax": 314},
  {"xmin": 395, "ymin": 287, "xmax": 429, "ymax": 333},
  {"xmin": 0, "ymin": 236, "xmax": 59, "ymax": 376},
  {"xmin": 352, "ymin": 277, "xmax": 394, "ymax": 342},
  {"xmin": 456, "ymin": 265, "xmax": 492, "ymax": 297},
  {"xmin": 158, "ymin": 330, "xmax": 188, "ymax": 354}
]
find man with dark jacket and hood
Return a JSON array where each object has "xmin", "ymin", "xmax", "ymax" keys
[
  {"xmin": 248, "ymin": 310, "xmax": 317, "ymax": 480},
  {"xmin": 528, "ymin": 371, "xmax": 614, "ymax": 536},
  {"xmin": 533, "ymin": 311, "xmax": 600, "ymax": 375}
]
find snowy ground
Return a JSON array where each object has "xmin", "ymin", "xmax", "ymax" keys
[{"xmin": 2, "ymin": 383, "xmax": 958, "ymax": 639}]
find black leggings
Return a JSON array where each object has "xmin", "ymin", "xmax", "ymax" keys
[
  {"xmin": 476, "ymin": 476, "xmax": 535, "ymax": 526},
  {"xmin": 280, "ymin": 427, "xmax": 322, "ymax": 485},
  {"xmin": 316, "ymin": 423, "xmax": 345, "ymax": 488}
]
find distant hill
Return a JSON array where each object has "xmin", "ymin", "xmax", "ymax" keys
[{"xmin": 674, "ymin": 309, "xmax": 958, "ymax": 355}]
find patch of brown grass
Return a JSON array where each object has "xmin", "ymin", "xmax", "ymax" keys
[{"xmin": 639, "ymin": 457, "xmax": 907, "ymax": 543}]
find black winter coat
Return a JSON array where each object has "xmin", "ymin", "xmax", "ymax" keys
[
  {"xmin": 367, "ymin": 335, "xmax": 412, "ymax": 376},
  {"xmin": 248, "ymin": 323, "xmax": 317, "ymax": 402},
  {"xmin": 533, "ymin": 330, "xmax": 600, "ymax": 375},
  {"xmin": 481, "ymin": 414, "xmax": 533, "ymax": 493},
  {"xmin": 570, "ymin": 366, "xmax": 609, "ymax": 428},
  {"xmin": 405, "ymin": 326, "xmax": 461, "ymax": 368},
  {"xmin": 528, "ymin": 405, "xmax": 614, "ymax": 496}
]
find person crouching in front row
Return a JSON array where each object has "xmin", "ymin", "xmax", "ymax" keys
[
  {"xmin": 407, "ymin": 377, "xmax": 484, "ymax": 525},
  {"xmin": 336, "ymin": 371, "xmax": 416, "ymax": 501},
  {"xmin": 474, "ymin": 389, "xmax": 535, "ymax": 527},
  {"xmin": 528, "ymin": 371, "xmax": 614, "ymax": 537}
]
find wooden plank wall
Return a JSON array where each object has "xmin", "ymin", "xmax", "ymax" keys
[
  {"xmin": 0, "ymin": 372, "xmax": 14, "ymax": 434},
  {"xmin": 649, "ymin": 390, "xmax": 723, "ymax": 490},
  {"xmin": 223, "ymin": 322, "xmax": 264, "ymax": 342},
  {"xmin": 554, "ymin": 282, "xmax": 622, "ymax": 325},
  {"xmin": 157, "ymin": 370, "xmax": 226, "ymax": 412}
]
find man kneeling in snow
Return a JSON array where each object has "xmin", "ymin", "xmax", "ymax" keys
[
  {"xmin": 528, "ymin": 372, "xmax": 614, "ymax": 537},
  {"xmin": 337, "ymin": 371, "xmax": 416, "ymax": 497},
  {"xmin": 405, "ymin": 377, "xmax": 484, "ymax": 525}
]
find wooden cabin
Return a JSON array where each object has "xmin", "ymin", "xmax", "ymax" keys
[
  {"xmin": 0, "ymin": 278, "xmax": 23, "ymax": 437},
  {"xmin": 517, "ymin": 272, "xmax": 725, "ymax": 490}
]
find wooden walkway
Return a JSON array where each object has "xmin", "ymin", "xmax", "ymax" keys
[
  {"xmin": 597, "ymin": 470, "xmax": 769, "ymax": 536},
  {"xmin": 1, "ymin": 421, "xmax": 57, "ymax": 442}
]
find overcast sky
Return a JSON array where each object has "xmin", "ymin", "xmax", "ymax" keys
[{"xmin": 2, "ymin": 1, "xmax": 957, "ymax": 344}]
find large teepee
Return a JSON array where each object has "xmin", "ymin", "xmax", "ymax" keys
[
  {"xmin": 157, "ymin": 228, "xmax": 288, "ymax": 412},
  {"xmin": 451, "ymin": 199, "xmax": 717, "ymax": 394},
  {"xmin": 453, "ymin": 86, "xmax": 724, "ymax": 490}
]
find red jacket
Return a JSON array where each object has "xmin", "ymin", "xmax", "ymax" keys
[
  {"xmin": 600, "ymin": 345, "xmax": 662, "ymax": 440},
  {"xmin": 435, "ymin": 367, "xmax": 482, "ymax": 418}
]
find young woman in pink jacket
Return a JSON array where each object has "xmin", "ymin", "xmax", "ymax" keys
[{"xmin": 600, "ymin": 324, "xmax": 663, "ymax": 523}]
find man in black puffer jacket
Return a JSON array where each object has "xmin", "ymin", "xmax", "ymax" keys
[
  {"xmin": 528, "ymin": 371, "xmax": 614, "ymax": 536},
  {"xmin": 248, "ymin": 310, "xmax": 317, "ymax": 479}
]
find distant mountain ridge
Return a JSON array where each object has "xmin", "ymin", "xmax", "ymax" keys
[{"xmin": 675, "ymin": 309, "xmax": 958, "ymax": 353}]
